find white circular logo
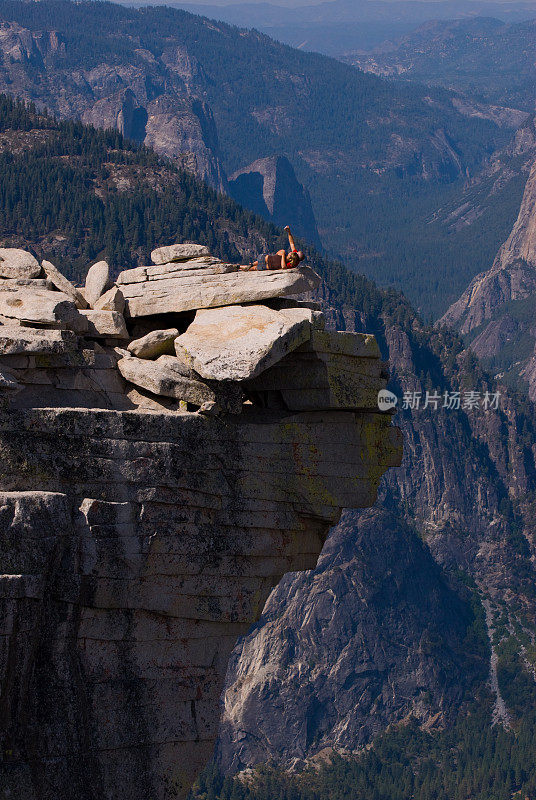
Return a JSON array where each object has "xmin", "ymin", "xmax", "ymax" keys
[{"xmin": 377, "ymin": 389, "xmax": 398, "ymax": 411}]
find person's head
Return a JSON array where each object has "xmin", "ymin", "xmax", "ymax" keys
[{"xmin": 287, "ymin": 251, "xmax": 305, "ymax": 267}]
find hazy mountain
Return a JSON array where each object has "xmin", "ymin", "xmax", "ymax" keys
[
  {"xmin": 346, "ymin": 16, "xmax": 536, "ymax": 112},
  {"xmin": 440, "ymin": 117, "xmax": 536, "ymax": 399},
  {"xmin": 152, "ymin": 0, "xmax": 536, "ymax": 56}
]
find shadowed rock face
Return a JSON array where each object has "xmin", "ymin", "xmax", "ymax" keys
[
  {"xmin": 217, "ymin": 507, "xmax": 480, "ymax": 773},
  {"xmin": 229, "ymin": 156, "xmax": 322, "ymax": 249}
]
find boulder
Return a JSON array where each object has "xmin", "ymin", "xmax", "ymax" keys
[
  {"xmin": 122, "ymin": 267, "xmax": 322, "ymax": 317},
  {"xmin": 84, "ymin": 261, "xmax": 110, "ymax": 307},
  {"xmin": 174, "ymin": 304, "xmax": 313, "ymax": 381},
  {"xmin": 94, "ymin": 287, "xmax": 125, "ymax": 313},
  {"xmin": 78, "ymin": 310, "xmax": 129, "ymax": 339},
  {"xmin": 0, "ymin": 248, "xmax": 41, "ymax": 280},
  {"xmin": 118, "ymin": 354, "xmax": 244, "ymax": 412},
  {"xmin": 117, "ymin": 355, "xmax": 216, "ymax": 406},
  {"xmin": 42, "ymin": 260, "xmax": 89, "ymax": 309},
  {"xmin": 128, "ymin": 328, "xmax": 179, "ymax": 359},
  {"xmin": 0, "ymin": 288, "xmax": 87, "ymax": 331},
  {"xmin": 151, "ymin": 243, "xmax": 211, "ymax": 264}
]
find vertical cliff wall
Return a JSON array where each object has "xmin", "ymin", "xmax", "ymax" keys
[{"xmin": 0, "ymin": 406, "xmax": 400, "ymax": 800}]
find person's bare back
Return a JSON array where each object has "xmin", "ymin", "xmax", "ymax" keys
[{"xmin": 266, "ymin": 251, "xmax": 287, "ymax": 269}]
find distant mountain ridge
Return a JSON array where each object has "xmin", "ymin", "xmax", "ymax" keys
[
  {"xmin": 346, "ymin": 16, "xmax": 536, "ymax": 112},
  {"xmin": 161, "ymin": 0, "xmax": 536, "ymax": 56}
]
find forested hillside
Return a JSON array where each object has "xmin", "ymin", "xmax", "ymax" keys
[
  {"xmin": 191, "ymin": 707, "xmax": 536, "ymax": 800},
  {"xmin": 0, "ymin": 95, "xmax": 278, "ymax": 282},
  {"xmin": 0, "ymin": 93, "xmax": 376, "ymax": 300},
  {"xmin": 0, "ymin": 0, "xmax": 520, "ymax": 314}
]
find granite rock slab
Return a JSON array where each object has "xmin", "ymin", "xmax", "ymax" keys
[{"xmin": 174, "ymin": 304, "xmax": 313, "ymax": 381}]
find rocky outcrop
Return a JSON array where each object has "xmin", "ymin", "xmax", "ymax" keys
[
  {"xmin": 440, "ymin": 134, "xmax": 536, "ymax": 398},
  {"xmin": 117, "ymin": 260, "xmax": 321, "ymax": 318},
  {"xmin": 0, "ymin": 245, "xmax": 402, "ymax": 800},
  {"xmin": 441, "ymin": 154, "xmax": 536, "ymax": 335},
  {"xmin": 229, "ymin": 156, "xmax": 321, "ymax": 249}
]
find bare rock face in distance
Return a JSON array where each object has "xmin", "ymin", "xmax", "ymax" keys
[
  {"xmin": 441, "ymin": 158, "xmax": 536, "ymax": 335},
  {"xmin": 229, "ymin": 155, "xmax": 322, "ymax": 249},
  {"xmin": 439, "ymin": 154, "xmax": 536, "ymax": 400}
]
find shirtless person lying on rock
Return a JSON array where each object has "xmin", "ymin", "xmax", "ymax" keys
[{"xmin": 240, "ymin": 226, "xmax": 305, "ymax": 271}]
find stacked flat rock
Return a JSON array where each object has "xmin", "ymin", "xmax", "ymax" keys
[
  {"xmin": 0, "ymin": 250, "xmax": 133, "ymax": 410},
  {"xmin": 0, "ymin": 242, "xmax": 390, "ymax": 416},
  {"xmin": 116, "ymin": 248, "xmax": 322, "ymax": 318},
  {"xmin": 174, "ymin": 304, "xmax": 317, "ymax": 381}
]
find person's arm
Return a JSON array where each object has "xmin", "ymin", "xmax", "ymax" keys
[{"xmin": 284, "ymin": 225, "xmax": 297, "ymax": 253}]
